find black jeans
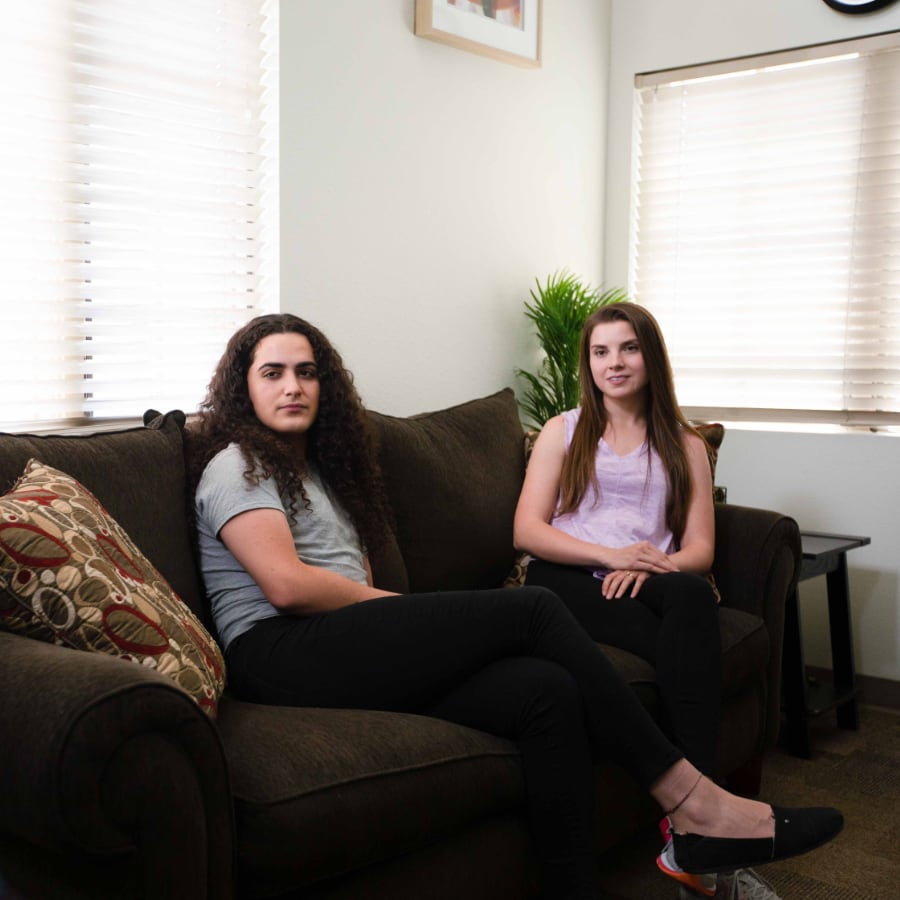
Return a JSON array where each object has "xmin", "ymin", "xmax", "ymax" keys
[
  {"xmin": 225, "ymin": 586, "xmax": 683, "ymax": 900},
  {"xmin": 526, "ymin": 561, "xmax": 722, "ymax": 777}
]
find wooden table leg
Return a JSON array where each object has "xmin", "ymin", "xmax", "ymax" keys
[
  {"xmin": 782, "ymin": 587, "xmax": 811, "ymax": 758},
  {"xmin": 827, "ymin": 555, "xmax": 860, "ymax": 731}
]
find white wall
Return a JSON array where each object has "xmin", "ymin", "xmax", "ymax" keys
[
  {"xmin": 606, "ymin": 0, "xmax": 900, "ymax": 683},
  {"xmin": 280, "ymin": 0, "xmax": 610, "ymax": 416}
]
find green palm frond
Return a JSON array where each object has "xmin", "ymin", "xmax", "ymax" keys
[{"xmin": 516, "ymin": 271, "xmax": 629, "ymax": 430}]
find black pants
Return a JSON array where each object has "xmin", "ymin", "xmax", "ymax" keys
[
  {"xmin": 225, "ymin": 586, "xmax": 683, "ymax": 900},
  {"xmin": 526, "ymin": 561, "xmax": 722, "ymax": 777}
]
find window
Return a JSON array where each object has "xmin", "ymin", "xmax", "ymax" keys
[
  {"xmin": 630, "ymin": 32, "xmax": 900, "ymax": 428},
  {"xmin": 0, "ymin": 0, "xmax": 279, "ymax": 432}
]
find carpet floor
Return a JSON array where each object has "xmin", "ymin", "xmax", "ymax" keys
[{"xmin": 595, "ymin": 705, "xmax": 900, "ymax": 899}]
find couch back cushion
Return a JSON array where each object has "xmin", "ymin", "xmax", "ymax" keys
[
  {"xmin": 368, "ymin": 389, "xmax": 526, "ymax": 592},
  {"xmin": 0, "ymin": 411, "xmax": 205, "ymax": 618}
]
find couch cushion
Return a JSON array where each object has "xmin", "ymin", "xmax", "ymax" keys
[
  {"xmin": 0, "ymin": 411, "xmax": 204, "ymax": 617},
  {"xmin": 364, "ymin": 520, "xmax": 410, "ymax": 595},
  {"xmin": 216, "ymin": 698, "xmax": 524, "ymax": 897},
  {"xmin": 718, "ymin": 606, "xmax": 769, "ymax": 699},
  {"xmin": 368, "ymin": 389, "xmax": 526, "ymax": 592},
  {"xmin": 0, "ymin": 459, "xmax": 225, "ymax": 716}
]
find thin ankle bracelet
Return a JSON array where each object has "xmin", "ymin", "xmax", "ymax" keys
[{"xmin": 664, "ymin": 772, "xmax": 704, "ymax": 817}]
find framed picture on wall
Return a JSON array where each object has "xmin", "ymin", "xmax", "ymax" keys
[{"xmin": 414, "ymin": 0, "xmax": 542, "ymax": 68}]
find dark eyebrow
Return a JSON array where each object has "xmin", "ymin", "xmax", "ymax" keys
[{"xmin": 256, "ymin": 360, "xmax": 318, "ymax": 371}]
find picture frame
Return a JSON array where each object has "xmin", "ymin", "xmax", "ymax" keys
[{"xmin": 415, "ymin": 0, "xmax": 542, "ymax": 68}]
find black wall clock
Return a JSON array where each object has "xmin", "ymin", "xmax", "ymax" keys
[{"xmin": 822, "ymin": 0, "xmax": 899, "ymax": 12}]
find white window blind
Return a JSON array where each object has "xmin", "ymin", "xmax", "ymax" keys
[
  {"xmin": 0, "ymin": 0, "xmax": 279, "ymax": 432},
  {"xmin": 631, "ymin": 33, "xmax": 900, "ymax": 428}
]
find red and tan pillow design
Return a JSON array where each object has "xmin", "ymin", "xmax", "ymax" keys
[{"xmin": 0, "ymin": 459, "xmax": 225, "ymax": 717}]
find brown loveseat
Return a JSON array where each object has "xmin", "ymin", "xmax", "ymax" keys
[{"xmin": 0, "ymin": 388, "xmax": 800, "ymax": 899}]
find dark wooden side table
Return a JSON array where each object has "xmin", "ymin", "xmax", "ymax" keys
[{"xmin": 782, "ymin": 531, "xmax": 870, "ymax": 758}]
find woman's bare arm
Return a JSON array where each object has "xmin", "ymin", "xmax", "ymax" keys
[
  {"xmin": 665, "ymin": 431, "xmax": 715, "ymax": 574},
  {"xmin": 219, "ymin": 507, "xmax": 396, "ymax": 614}
]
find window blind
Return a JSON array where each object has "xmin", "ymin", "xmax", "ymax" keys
[
  {"xmin": 631, "ymin": 33, "xmax": 900, "ymax": 428},
  {"xmin": 0, "ymin": 0, "xmax": 279, "ymax": 432}
]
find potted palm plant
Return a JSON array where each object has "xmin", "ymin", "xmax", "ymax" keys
[{"xmin": 516, "ymin": 271, "xmax": 628, "ymax": 429}]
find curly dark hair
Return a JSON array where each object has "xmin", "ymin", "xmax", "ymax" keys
[{"xmin": 188, "ymin": 313, "xmax": 391, "ymax": 557}]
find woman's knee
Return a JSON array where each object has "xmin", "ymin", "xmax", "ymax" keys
[
  {"xmin": 509, "ymin": 658, "xmax": 584, "ymax": 736},
  {"xmin": 653, "ymin": 573, "xmax": 718, "ymax": 615},
  {"xmin": 519, "ymin": 583, "xmax": 563, "ymax": 604},
  {"xmin": 516, "ymin": 584, "xmax": 572, "ymax": 624},
  {"xmin": 494, "ymin": 580, "xmax": 563, "ymax": 622},
  {"xmin": 680, "ymin": 574, "xmax": 719, "ymax": 617}
]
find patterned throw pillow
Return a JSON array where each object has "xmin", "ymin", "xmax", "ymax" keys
[
  {"xmin": 692, "ymin": 421, "xmax": 727, "ymax": 503},
  {"xmin": 0, "ymin": 459, "xmax": 226, "ymax": 717},
  {"xmin": 503, "ymin": 431, "xmax": 539, "ymax": 589}
]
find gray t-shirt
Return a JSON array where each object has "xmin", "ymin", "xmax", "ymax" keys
[{"xmin": 195, "ymin": 443, "xmax": 368, "ymax": 650}]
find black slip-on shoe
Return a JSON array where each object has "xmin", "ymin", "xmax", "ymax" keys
[{"xmin": 672, "ymin": 806, "xmax": 844, "ymax": 875}]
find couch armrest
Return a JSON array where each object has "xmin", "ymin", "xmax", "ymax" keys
[
  {"xmin": 712, "ymin": 503, "xmax": 801, "ymax": 749},
  {"xmin": 713, "ymin": 503, "xmax": 801, "ymax": 619},
  {"xmin": 0, "ymin": 631, "xmax": 235, "ymax": 898}
]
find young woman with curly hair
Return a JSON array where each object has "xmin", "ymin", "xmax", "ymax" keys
[
  {"xmin": 188, "ymin": 313, "xmax": 391, "ymax": 560},
  {"xmin": 191, "ymin": 313, "xmax": 841, "ymax": 900}
]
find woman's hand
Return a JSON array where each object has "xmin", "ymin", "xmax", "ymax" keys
[
  {"xmin": 602, "ymin": 568, "xmax": 651, "ymax": 599},
  {"xmin": 604, "ymin": 541, "xmax": 677, "ymax": 576},
  {"xmin": 600, "ymin": 542, "xmax": 678, "ymax": 599}
]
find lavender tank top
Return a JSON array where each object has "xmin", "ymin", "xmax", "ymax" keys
[{"xmin": 549, "ymin": 408, "xmax": 675, "ymax": 575}]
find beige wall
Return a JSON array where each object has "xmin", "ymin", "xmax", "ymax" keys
[
  {"xmin": 606, "ymin": 0, "xmax": 900, "ymax": 683},
  {"xmin": 280, "ymin": 0, "xmax": 610, "ymax": 416}
]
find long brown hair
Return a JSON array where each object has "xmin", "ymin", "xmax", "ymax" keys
[
  {"xmin": 188, "ymin": 314, "xmax": 391, "ymax": 556},
  {"xmin": 558, "ymin": 302, "xmax": 699, "ymax": 542}
]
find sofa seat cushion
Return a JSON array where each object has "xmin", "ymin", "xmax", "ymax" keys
[
  {"xmin": 718, "ymin": 607, "xmax": 769, "ymax": 700},
  {"xmin": 216, "ymin": 697, "xmax": 525, "ymax": 898}
]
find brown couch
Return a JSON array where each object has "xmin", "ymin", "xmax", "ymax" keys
[{"xmin": 0, "ymin": 388, "xmax": 800, "ymax": 899}]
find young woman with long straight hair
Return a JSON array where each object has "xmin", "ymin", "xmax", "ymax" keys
[{"xmin": 513, "ymin": 302, "xmax": 767, "ymax": 892}]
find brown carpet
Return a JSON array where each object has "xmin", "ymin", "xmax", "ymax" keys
[{"xmin": 595, "ymin": 705, "xmax": 900, "ymax": 899}]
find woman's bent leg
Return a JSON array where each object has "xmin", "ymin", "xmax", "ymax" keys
[
  {"xmin": 225, "ymin": 586, "xmax": 681, "ymax": 788},
  {"xmin": 527, "ymin": 562, "xmax": 721, "ymax": 776},
  {"xmin": 525, "ymin": 559, "xmax": 659, "ymax": 659},
  {"xmin": 227, "ymin": 593, "xmax": 609, "ymax": 899},
  {"xmin": 638, "ymin": 574, "xmax": 721, "ymax": 777}
]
